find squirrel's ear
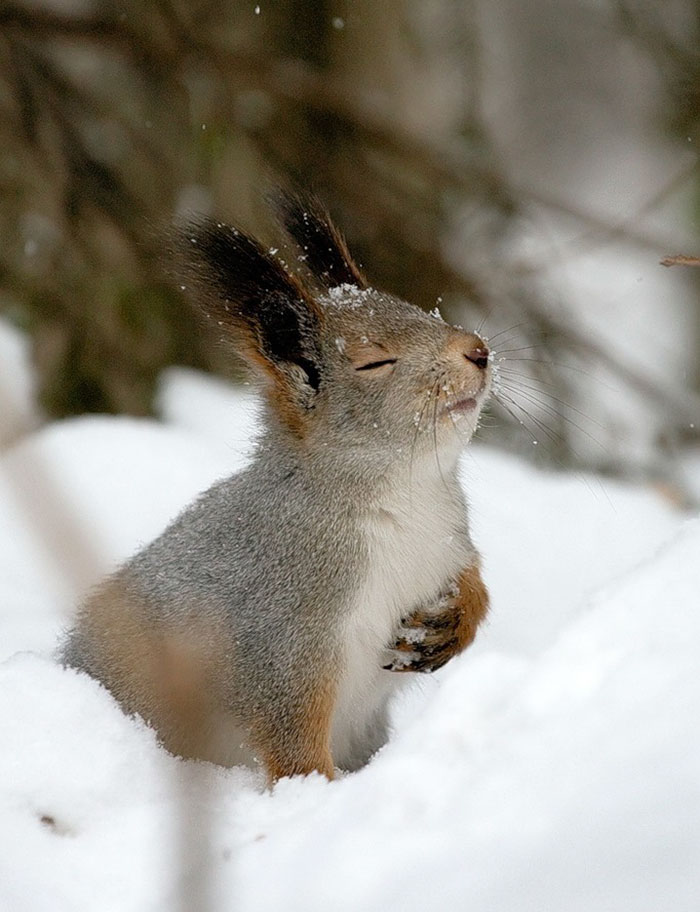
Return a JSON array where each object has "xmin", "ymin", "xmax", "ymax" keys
[
  {"xmin": 177, "ymin": 219, "xmax": 324, "ymax": 410},
  {"xmin": 274, "ymin": 190, "xmax": 367, "ymax": 290}
]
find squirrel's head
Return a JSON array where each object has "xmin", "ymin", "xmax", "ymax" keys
[{"xmin": 178, "ymin": 193, "xmax": 491, "ymax": 475}]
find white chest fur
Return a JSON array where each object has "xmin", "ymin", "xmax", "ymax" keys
[{"xmin": 330, "ymin": 467, "xmax": 473, "ymax": 770}]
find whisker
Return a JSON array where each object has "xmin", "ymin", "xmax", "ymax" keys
[
  {"xmin": 497, "ymin": 381, "xmax": 610, "ymax": 455},
  {"xmin": 491, "ymin": 392, "xmax": 547, "ymax": 453},
  {"xmin": 431, "ymin": 374, "xmax": 451, "ymax": 493},
  {"xmin": 409, "ymin": 376, "xmax": 438, "ymax": 497},
  {"xmin": 494, "ymin": 390, "xmax": 564, "ymax": 451},
  {"xmin": 484, "ymin": 322, "xmax": 535, "ymax": 344},
  {"xmin": 492, "ymin": 344, "xmax": 543, "ymax": 356},
  {"xmin": 496, "ymin": 371, "xmax": 608, "ymax": 432},
  {"xmin": 495, "ymin": 357, "xmax": 619, "ymax": 391},
  {"xmin": 494, "ymin": 391, "xmax": 610, "ymax": 503}
]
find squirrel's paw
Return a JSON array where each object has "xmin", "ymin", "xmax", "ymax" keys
[{"xmin": 383, "ymin": 601, "xmax": 460, "ymax": 674}]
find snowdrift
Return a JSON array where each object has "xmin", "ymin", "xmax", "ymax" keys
[{"xmin": 1, "ymin": 364, "xmax": 698, "ymax": 912}]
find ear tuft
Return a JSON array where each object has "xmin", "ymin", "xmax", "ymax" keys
[
  {"xmin": 175, "ymin": 218, "xmax": 323, "ymax": 391},
  {"xmin": 273, "ymin": 190, "xmax": 367, "ymax": 290}
]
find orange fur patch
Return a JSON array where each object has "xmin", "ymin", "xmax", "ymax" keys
[
  {"xmin": 251, "ymin": 674, "xmax": 337, "ymax": 784},
  {"xmin": 244, "ymin": 347, "xmax": 312, "ymax": 439},
  {"xmin": 72, "ymin": 580, "xmax": 237, "ymax": 763},
  {"xmin": 453, "ymin": 561, "xmax": 490, "ymax": 652}
]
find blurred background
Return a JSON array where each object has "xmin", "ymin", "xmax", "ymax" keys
[{"xmin": 1, "ymin": 0, "xmax": 699, "ymax": 492}]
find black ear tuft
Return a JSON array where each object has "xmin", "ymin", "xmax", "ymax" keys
[
  {"xmin": 274, "ymin": 190, "xmax": 367, "ymax": 290},
  {"xmin": 178, "ymin": 218, "xmax": 323, "ymax": 389}
]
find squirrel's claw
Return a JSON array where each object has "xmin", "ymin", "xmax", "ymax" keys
[
  {"xmin": 382, "ymin": 653, "xmax": 418, "ymax": 673},
  {"xmin": 384, "ymin": 605, "xmax": 461, "ymax": 673},
  {"xmin": 383, "ymin": 641, "xmax": 458, "ymax": 673}
]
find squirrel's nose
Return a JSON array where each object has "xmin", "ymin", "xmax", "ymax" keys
[
  {"xmin": 464, "ymin": 345, "xmax": 489, "ymax": 370},
  {"xmin": 445, "ymin": 330, "xmax": 490, "ymax": 369}
]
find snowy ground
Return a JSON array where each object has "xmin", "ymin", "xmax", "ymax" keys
[{"xmin": 1, "ymin": 322, "xmax": 699, "ymax": 912}]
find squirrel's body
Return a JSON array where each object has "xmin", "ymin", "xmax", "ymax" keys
[{"xmin": 62, "ymin": 195, "xmax": 491, "ymax": 782}]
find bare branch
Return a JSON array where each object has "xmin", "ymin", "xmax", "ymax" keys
[{"xmin": 660, "ymin": 254, "xmax": 700, "ymax": 267}]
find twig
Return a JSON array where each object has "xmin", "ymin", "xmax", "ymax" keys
[{"xmin": 660, "ymin": 254, "xmax": 700, "ymax": 267}]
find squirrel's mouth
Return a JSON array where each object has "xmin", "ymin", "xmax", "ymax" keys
[
  {"xmin": 444, "ymin": 377, "xmax": 489, "ymax": 417},
  {"xmin": 446, "ymin": 396, "xmax": 478, "ymax": 415}
]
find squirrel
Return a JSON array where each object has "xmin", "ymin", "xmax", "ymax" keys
[{"xmin": 61, "ymin": 192, "xmax": 492, "ymax": 783}]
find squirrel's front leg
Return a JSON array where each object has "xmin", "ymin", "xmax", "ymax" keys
[{"xmin": 384, "ymin": 562, "xmax": 489, "ymax": 674}]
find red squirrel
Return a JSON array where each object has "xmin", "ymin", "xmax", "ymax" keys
[{"xmin": 62, "ymin": 194, "xmax": 491, "ymax": 782}]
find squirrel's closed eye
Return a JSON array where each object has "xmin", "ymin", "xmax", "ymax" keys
[
  {"xmin": 354, "ymin": 358, "xmax": 397, "ymax": 372},
  {"xmin": 349, "ymin": 341, "xmax": 397, "ymax": 374}
]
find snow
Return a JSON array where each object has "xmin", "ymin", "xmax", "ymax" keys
[
  {"xmin": 325, "ymin": 283, "xmax": 371, "ymax": 307},
  {"xmin": 1, "ymin": 337, "xmax": 699, "ymax": 912}
]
